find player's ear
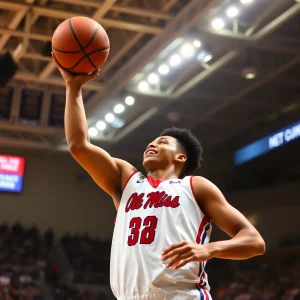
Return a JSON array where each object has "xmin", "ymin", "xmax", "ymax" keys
[{"xmin": 175, "ymin": 153, "xmax": 187, "ymax": 163}]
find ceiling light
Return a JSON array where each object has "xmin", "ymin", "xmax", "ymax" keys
[
  {"xmin": 114, "ymin": 104, "xmax": 125, "ymax": 114},
  {"xmin": 111, "ymin": 118, "xmax": 125, "ymax": 129},
  {"xmin": 240, "ymin": 0, "xmax": 253, "ymax": 5},
  {"xmin": 193, "ymin": 40, "xmax": 201, "ymax": 48},
  {"xmin": 105, "ymin": 113, "xmax": 115, "ymax": 123},
  {"xmin": 203, "ymin": 54, "xmax": 213, "ymax": 63},
  {"xmin": 180, "ymin": 43, "xmax": 196, "ymax": 58},
  {"xmin": 125, "ymin": 96, "xmax": 135, "ymax": 105},
  {"xmin": 96, "ymin": 120, "xmax": 106, "ymax": 131},
  {"xmin": 242, "ymin": 67, "xmax": 257, "ymax": 79},
  {"xmin": 226, "ymin": 6, "xmax": 239, "ymax": 18},
  {"xmin": 148, "ymin": 73, "xmax": 160, "ymax": 84},
  {"xmin": 197, "ymin": 50, "xmax": 213, "ymax": 63},
  {"xmin": 211, "ymin": 18, "xmax": 225, "ymax": 30},
  {"xmin": 169, "ymin": 54, "xmax": 182, "ymax": 67},
  {"xmin": 138, "ymin": 81, "xmax": 149, "ymax": 91},
  {"xmin": 158, "ymin": 64, "xmax": 170, "ymax": 75},
  {"xmin": 244, "ymin": 73, "xmax": 256, "ymax": 79},
  {"xmin": 88, "ymin": 127, "xmax": 98, "ymax": 137}
]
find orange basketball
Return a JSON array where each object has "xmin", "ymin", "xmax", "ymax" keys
[{"xmin": 52, "ymin": 16, "xmax": 110, "ymax": 74}]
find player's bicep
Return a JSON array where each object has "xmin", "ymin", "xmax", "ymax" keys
[
  {"xmin": 193, "ymin": 177, "xmax": 256, "ymax": 238},
  {"xmin": 70, "ymin": 142, "xmax": 131, "ymax": 197}
]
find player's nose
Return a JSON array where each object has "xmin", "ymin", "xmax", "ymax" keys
[{"xmin": 146, "ymin": 143, "xmax": 157, "ymax": 150}]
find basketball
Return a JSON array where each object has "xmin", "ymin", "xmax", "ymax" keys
[{"xmin": 52, "ymin": 16, "xmax": 110, "ymax": 74}]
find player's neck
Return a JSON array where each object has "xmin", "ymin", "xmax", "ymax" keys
[{"xmin": 147, "ymin": 169, "xmax": 179, "ymax": 181}]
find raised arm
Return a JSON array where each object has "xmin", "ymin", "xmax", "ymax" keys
[{"xmin": 53, "ymin": 54, "xmax": 136, "ymax": 200}]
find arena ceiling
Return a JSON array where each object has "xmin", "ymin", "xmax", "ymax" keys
[{"xmin": 0, "ymin": 0, "xmax": 300, "ymax": 163}]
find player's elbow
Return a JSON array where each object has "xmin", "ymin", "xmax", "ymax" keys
[
  {"xmin": 253, "ymin": 235, "xmax": 266, "ymax": 256},
  {"xmin": 68, "ymin": 141, "xmax": 89, "ymax": 157}
]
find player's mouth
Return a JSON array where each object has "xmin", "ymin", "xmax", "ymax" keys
[{"xmin": 145, "ymin": 149, "xmax": 158, "ymax": 156}]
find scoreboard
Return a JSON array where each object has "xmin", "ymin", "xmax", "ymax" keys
[{"xmin": 0, "ymin": 155, "xmax": 25, "ymax": 193}]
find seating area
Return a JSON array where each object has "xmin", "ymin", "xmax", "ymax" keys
[
  {"xmin": 0, "ymin": 222, "xmax": 54, "ymax": 299},
  {"xmin": 52, "ymin": 281, "xmax": 109, "ymax": 300},
  {"xmin": 210, "ymin": 248, "xmax": 300, "ymax": 300},
  {"xmin": 61, "ymin": 234, "xmax": 111, "ymax": 285}
]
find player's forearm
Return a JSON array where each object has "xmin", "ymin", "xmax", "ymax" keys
[
  {"xmin": 208, "ymin": 228, "xmax": 265, "ymax": 260},
  {"xmin": 65, "ymin": 84, "xmax": 89, "ymax": 148}
]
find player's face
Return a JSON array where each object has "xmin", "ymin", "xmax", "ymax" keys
[{"xmin": 142, "ymin": 136, "xmax": 185, "ymax": 171}]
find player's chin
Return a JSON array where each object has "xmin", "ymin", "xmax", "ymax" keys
[{"xmin": 142, "ymin": 155, "xmax": 159, "ymax": 168}]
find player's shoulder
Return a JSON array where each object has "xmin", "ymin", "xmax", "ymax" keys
[
  {"xmin": 113, "ymin": 158, "xmax": 137, "ymax": 173},
  {"xmin": 190, "ymin": 176, "xmax": 220, "ymax": 198},
  {"xmin": 112, "ymin": 158, "xmax": 138, "ymax": 194}
]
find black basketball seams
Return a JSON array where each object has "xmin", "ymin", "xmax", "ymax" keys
[
  {"xmin": 65, "ymin": 48, "xmax": 110, "ymax": 71},
  {"xmin": 68, "ymin": 18, "xmax": 98, "ymax": 70},
  {"xmin": 83, "ymin": 21, "xmax": 99, "ymax": 49},
  {"xmin": 52, "ymin": 46, "xmax": 109, "ymax": 54}
]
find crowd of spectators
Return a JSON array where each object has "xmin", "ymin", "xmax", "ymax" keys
[
  {"xmin": 210, "ymin": 248, "xmax": 300, "ymax": 300},
  {"xmin": 0, "ymin": 222, "xmax": 54, "ymax": 300},
  {"xmin": 52, "ymin": 281, "xmax": 109, "ymax": 300},
  {"xmin": 61, "ymin": 234, "xmax": 110, "ymax": 285}
]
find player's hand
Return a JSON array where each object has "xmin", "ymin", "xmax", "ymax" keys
[
  {"xmin": 52, "ymin": 52, "xmax": 100, "ymax": 88},
  {"xmin": 161, "ymin": 241, "xmax": 214, "ymax": 269}
]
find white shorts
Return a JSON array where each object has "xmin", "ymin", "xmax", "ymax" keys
[{"xmin": 116, "ymin": 287, "xmax": 212, "ymax": 300}]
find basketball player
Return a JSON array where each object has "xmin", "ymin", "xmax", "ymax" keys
[{"xmin": 53, "ymin": 55, "xmax": 265, "ymax": 300}]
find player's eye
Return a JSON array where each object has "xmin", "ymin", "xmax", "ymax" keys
[{"xmin": 159, "ymin": 140, "xmax": 166, "ymax": 144}]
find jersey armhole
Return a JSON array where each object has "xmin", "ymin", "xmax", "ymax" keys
[
  {"xmin": 122, "ymin": 170, "xmax": 139, "ymax": 192},
  {"xmin": 190, "ymin": 176, "xmax": 211, "ymax": 221}
]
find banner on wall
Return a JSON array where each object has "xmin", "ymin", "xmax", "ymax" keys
[
  {"xmin": 0, "ymin": 155, "xmax": 25, "ymax": 193},
  {"xmin": 234, "ymin": 120, "xmax": 300, "ymax": 165}
]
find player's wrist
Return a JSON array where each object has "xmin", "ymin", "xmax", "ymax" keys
[
  {"xmin": 204, "ymin": 242, "xmax": 220, "ymax": 259},
  {"xmin": 66, "ymin": 81, "xmax": 82, "ymax": 92}
]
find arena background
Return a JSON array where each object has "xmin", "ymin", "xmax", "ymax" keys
[{"xmin": 0, "ymin": 0, "xmax": 300, "ymax": 299}]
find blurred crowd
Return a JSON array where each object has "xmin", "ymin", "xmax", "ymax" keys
[
  {"xmin": 1, "ymin": 221, "xmax": 299, "ymax": 300},
  {"xmin": 61, "ymin": 234, "xmax": 110, "ymax": 285},
  {"xmin": 210, "ymin": 249, "xmax": 300, "ymax": 300},
  {"xmin": 52, "ymin": 282, "xmax": 109, "ymax": 300},
  {"xmin": 0, "ymin": 221, "xmax": 53, "ymax": 300}
]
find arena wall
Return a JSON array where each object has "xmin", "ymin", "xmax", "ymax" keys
[
  {"xmin": 0, "ymin": 148, "xmax": 115, "ymax": 238},
  {"xmin": 1, "ymin": 148, "xmax": 299, "ymax": 249}
]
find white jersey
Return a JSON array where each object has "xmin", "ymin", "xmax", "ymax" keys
[{"xmin": 110, "ymin": 172, "xmax": 212, "ymax": 300}]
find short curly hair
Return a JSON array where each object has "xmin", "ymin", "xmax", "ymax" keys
[{"xmin": 159, "ymin": 127, "xmax": 203, "ymax": 177}]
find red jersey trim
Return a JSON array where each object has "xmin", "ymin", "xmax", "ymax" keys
[
  {"xmin": 147, "ymin": 176, "xmax": 168, "ymax": 188},
  {"xmin": 122, "ymin": 170, "xmax": 138, "ymax": 192},
  {"xmin": 190, "ymin": 176, "xmax": 197, "ymax": 199},
  {"xmin": 190, "ymin": 175, "xmax": 211, "ymax": 227}
]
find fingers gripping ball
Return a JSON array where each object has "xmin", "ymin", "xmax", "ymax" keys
[{"xmin": 52, "ymin": 16, "xmax": 110, "ymax": 74}]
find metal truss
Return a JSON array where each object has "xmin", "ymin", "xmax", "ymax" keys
[
  {"xmin": 95, "ymin": 0, "xmax": 300, "ymax": 146},
  {"xmin": 0, "ymin": 0, "xmax": 184, "ymax": 149},
  {"xmin": 0, "ymin": 0, "xmax": 299, "ymax": 152}
]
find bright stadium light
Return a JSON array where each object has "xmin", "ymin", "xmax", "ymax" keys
[
  {"xmin": 242, "ymin": 67, "xmax": 257, "ymax": 79},
  {"xmin": 138, "ymin": 81, "xmax": 149, "ymax": 91},
  {"xmin": 114, "ymin": 104, "xmax": 125, "ymax": 114},
  {"xmin": 226, "ymin": 6, "xmax": 239, "ymax": 18},
  {"xmin": 88, "ymin": 127, "xmax": 98, "ymax": 137},
  {"xmin": 203, "ymin": 54, "xmax": 213, "ymax": 63},
  {"xmin": 240, "ymin": 0, "xmax": 253, "ymax": 5},
  {"xmin": 180, "ymin": 44, "xmax": 196, "ymax": 58},
  {"xmin": 148, "ymin": 73, "xmax": 160, "ymax": 84},
  {"xmin": 169, "ymin": 54, "xmax": 182, "ymax": 67},
  {"xmin": 125, "ymin": 96, "xmax": 135, "ymax": 105},
  {"xmin": 96, "ymin": 120, "xmax": 106, "ymax": 131},
  {"xmin": 193, "ymin": 40, "xmax": 201, "ymax": 48},
  {"xmin": 158, "ymin": 64, "xmax": 170, "ymax": 75},
  {"xmin": 212, "ymin": 18, "xmax": 225, "ymax": 30},
  {"xmin": 105, "ymin": 113, "xmax": 115, "ymax": 123}
]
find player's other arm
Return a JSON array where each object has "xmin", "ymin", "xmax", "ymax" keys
[
  {"xmin": 53, "ymin": 54, "xmax": 136, "ymax": 198},
  {"xmin": 193, "ymin": 176, "xmax": 266, "ymax": 260},
  {"xmin": 161, "ymin": 176, "xmax": 265, "ymax": 268}
]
